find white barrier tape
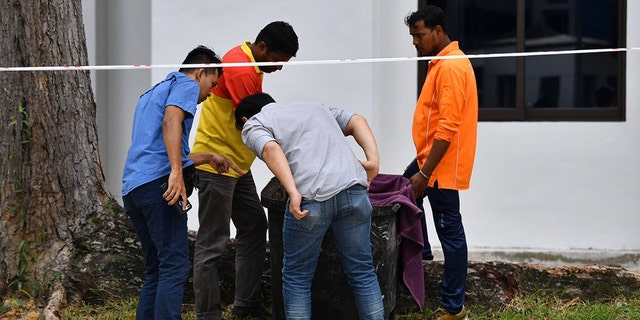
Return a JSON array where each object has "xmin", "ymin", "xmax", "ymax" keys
[{"xmin": 1, "ymin": 47, "xmax": 636, "ymax": 72}]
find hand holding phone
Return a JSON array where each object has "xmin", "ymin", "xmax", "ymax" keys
[{"xmin": 160, "ymin": 182, "xmax": 192, "ymax": 214}]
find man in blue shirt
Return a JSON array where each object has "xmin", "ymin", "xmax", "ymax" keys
[{"xmin": 122, "ymin": 45, "xmax": 241, "ymax": 320}]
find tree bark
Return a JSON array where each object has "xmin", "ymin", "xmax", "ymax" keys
[{"xmin": 0, "ymin": 1, "xmax": 143, "ymax": 318}]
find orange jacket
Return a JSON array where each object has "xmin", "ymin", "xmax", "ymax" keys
[{"xmin": 412, "ymin": 41, "xmax": 478, "ymax": 190}]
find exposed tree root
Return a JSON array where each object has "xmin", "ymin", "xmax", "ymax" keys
[{"xmin": 42, "ymin": 285, "xmax": 66, "ymax": 320}]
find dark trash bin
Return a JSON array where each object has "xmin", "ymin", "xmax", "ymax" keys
[{"xmin": 261, "ymin": 177, "xmax": 399, "ymax": 320}]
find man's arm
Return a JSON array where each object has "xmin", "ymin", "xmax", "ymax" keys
[
  {"xmin": 408, "ymin": 139, "xmax": 450, "ymax": 199},
  {"xmin": 162, "ymin": 105, "xmax": 188, "ymax": 210},
  {"xmin": 420, "ymin": 139, "xmax": 450, "ymax": 177},
  {"xmin": 188, "ymin": 152, "xmax": 244, "ymax": 175},
  {"xmin": 408, "ymin": 66, "xmax": 460, "ymax": 198},
  {"xmin": 345, "ymin": 114, "xmax": 380, "ymax": 183},
  {"xmin": 261, "ymin": 141, "xmax": 309, "ymax": 220}
]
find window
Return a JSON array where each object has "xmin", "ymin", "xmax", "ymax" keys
[{"xmin": 418, "ymin": 0, "xmax": 626, "ymax": 121}]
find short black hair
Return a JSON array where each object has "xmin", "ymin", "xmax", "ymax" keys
[
  {"xmin": 179, "ymin": 45, "xmax": 222, "ymax": 75},
  {"xmin": 255, "ymin": 21, "xmax": 299, "ymax": 57},
  {"xmin": 404, "ymin": 5, "xmax": 448, "ymax": 34},
  {"xmin": 235, "ymin": 93, "xmax": 276, "ymax": 128}
]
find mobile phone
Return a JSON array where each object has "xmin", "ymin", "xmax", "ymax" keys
[{"xmin": 160, "ymin": 182, "xmax": 192, "ymax": 214}]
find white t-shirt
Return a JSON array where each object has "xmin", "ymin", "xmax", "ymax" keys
[{"xmin": 242, "ymin": 101, "xmax": 368, "ymax": 201}]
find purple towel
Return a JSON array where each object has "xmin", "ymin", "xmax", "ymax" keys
[{"xmin": 369, "ymin": 174, "xmax": 425, "ymax": 311}]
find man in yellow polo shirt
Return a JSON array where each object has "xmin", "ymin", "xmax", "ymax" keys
[
  {"xmin": 191, "ymin": 21, "xmax": 299, "ymax": 320},
  {"xmin": 404, "ymin": 6, "xmax": 478, "ymax": 320}
]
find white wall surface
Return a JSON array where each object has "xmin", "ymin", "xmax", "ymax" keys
[{"xmin": 86, "ymin": 0, "xmax": 640, "ymax": 255}]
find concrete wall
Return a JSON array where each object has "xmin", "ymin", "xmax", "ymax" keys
[
  {"xmin": 83, "ymin": 0, "xmax": 152, "ymax": 198},
  {"xmin": 84, "ymin": 0, "xmax": 640, "ymax": 267}
]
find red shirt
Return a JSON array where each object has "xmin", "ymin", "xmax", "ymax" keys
[{"xmin": 211, "ymin": 42, "xmax": 263, "ymax": 107}]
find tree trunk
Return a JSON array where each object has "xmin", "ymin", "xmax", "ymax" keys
[{"xmin": 0, "ymin": 1, "xmax": 143, "ymax": 318}]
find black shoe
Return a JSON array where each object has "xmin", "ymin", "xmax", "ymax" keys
[{"xmin": 231, "ymin": 305, "xmax": 272, "ymax": 319}]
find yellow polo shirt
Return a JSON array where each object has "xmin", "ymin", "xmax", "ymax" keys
[{"xmin": 191, "ymin": 42, "xmax": 263, "ymax": 177}]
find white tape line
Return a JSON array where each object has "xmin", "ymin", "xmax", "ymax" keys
[{"xmin": 1, "ymin": 47, "xmax": 636, "ymax": 72}]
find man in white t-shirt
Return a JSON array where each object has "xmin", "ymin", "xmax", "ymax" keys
[{"xmin": 236, "ymin": 93, "xmax": 384, "ymax": 320}]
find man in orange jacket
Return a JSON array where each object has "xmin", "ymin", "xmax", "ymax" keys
[{"xmin": 404, "ymin": 5, "xmax": 478, "ymax": 320}]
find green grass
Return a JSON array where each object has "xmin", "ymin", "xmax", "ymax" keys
[
  {"xmin": 0, "ymin": 304, "xmax": 9, "ymax": 315},
  {"xmin": 2, "ymin": 294, "xmax": 638, "ymax": 319},
  {"xmin": 396, "ymin": 293, "xmax": 640, "ymax": 320},
  {"xmin": 58, "ymin": 298, "xmax": 196, "ymax": 320}
]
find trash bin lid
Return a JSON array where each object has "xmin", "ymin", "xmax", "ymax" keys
[
  {"xmin": 372, "ymin": 203, "xmax": 400, "ymax": 217},
  {"xmin": 261, "ymin": 177, "xmax": 288, "ymax": 209}
]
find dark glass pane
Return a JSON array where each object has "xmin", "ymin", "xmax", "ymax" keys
[
  {"xmin": 524, "ymin": 0, "xmax": 620, "ymax": 109},
  {"xmin": 428, "ymin": 0, "xmax": 518, "ymax": 108},
  {"xmin": 474, "ymin": 57, "xmax": 517, "ymax": 109},
  {"xmin": 582, "ymin": 52, "xmax": 619, "ymax": 108}
]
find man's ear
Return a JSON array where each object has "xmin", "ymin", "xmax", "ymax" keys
[
  {"xmin": 242, "ymin": 116, "xmax": 249, "ymax": 123},
  {"xmin": 253, "ymin": 41, "xmax": 269, "ymax": 59},
  {"xmin": 434, "ymin": 25, "xmax": 444, "ymax": 36},
  {"xmin": 195, "ymin": 68, "xmax": 206, "ymax": 82},
  {"xmin": 255, "ymin": 41, "xmax": 268, "ymax": 51}
]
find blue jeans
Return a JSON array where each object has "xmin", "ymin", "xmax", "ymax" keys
[
  {"xmin": 123, "ymin": 176, "xmax": 190, "ymax": 320},
  {"xmin": 403, "ymin": 159, "xmax": 434, "ymax": 260},
  {"xmin": 425, "ymin": 181, "xmax": 468, "ymax": 314},
  {"xmin": 282, "ymin": 185, "xmax": 384, "ymax": 320}
]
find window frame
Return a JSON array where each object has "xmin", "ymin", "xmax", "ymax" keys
[{"xmin": 417, "ymin": 0, "xmax": 626, "ymax": 122}]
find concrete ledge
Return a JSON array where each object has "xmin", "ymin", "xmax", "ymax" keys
[{"xmin": 427, "ymin": 247, "xmax": 640, "ymax": 272}]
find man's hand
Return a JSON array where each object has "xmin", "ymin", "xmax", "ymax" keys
[
  {"xmin": 407, "ymin": 172, "xmax": 429, "ymax": 200},
  {"xmin": 288, "ymin": 191, "xmax": 309, "ymax": 220},
  {"xmin": 208, "ymin": 153, "xmax": 244, "ymax": 175},
  {"xmin": 163, "ymin": 171, "xmax": 189, "ymax": 211},
  {"xmin": 188, "ymin": 152, "xmax": 245, "ymax": 175}
]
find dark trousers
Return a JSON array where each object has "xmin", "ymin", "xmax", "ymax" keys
[
  {"xmin": 402, "ymin": 159, "xmax": 434, "ymax": 260},
  {"xmin": 192, "ymin": 170, "xmax": 268, "ymax": 320},
  {"xmin": 124, "ymin": 176, "xmax": 190, "ymax": 320},
  {"xmin": 425, "ymin": 181, "xmax": 468, "ymax": 314}
]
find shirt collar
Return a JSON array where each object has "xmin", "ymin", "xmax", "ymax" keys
[
  {"xmin": 241, "ymin": 41, "xmax": 262, "ymax": 74},
  {"xmin": 429, "ymin": 41, "xmax": 460, "ymax": 67}
]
